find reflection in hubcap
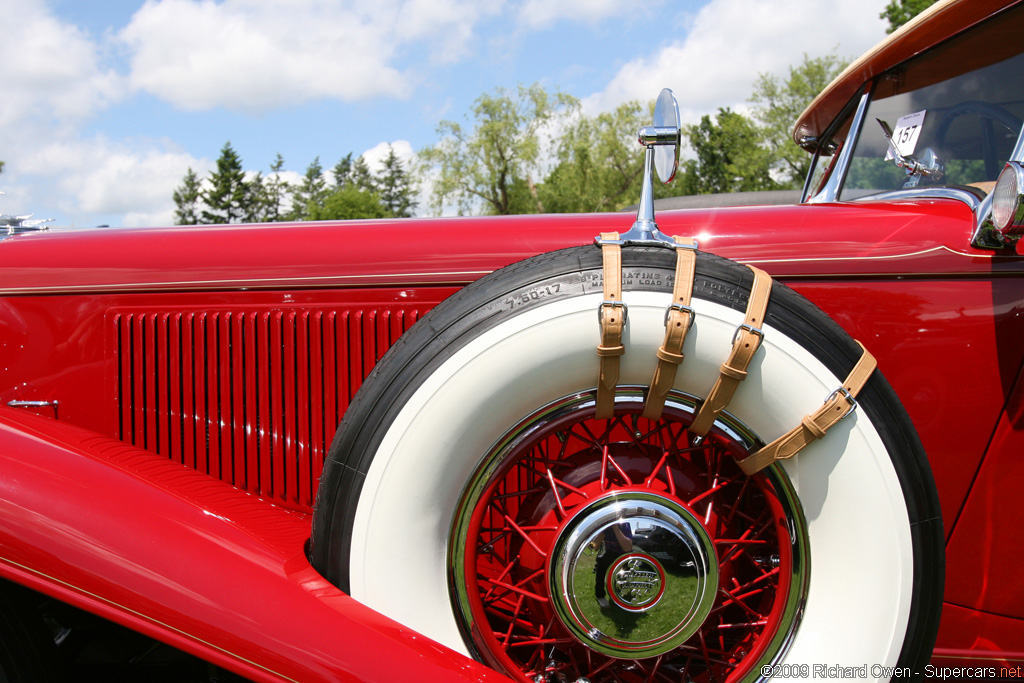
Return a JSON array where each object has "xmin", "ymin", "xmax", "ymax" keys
[{"xmin": 549, "ymin": 492, "xmax": 718, "ymax": 658}]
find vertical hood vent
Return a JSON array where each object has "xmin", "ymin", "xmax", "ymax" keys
[{"xmin": 112, "ymin": 304, "xmax": 424, "ymax": 512}]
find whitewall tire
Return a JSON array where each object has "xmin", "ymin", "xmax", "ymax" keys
[{"xmin": 312, "ymin": 245, "xmax": 943, "ymax": 682}]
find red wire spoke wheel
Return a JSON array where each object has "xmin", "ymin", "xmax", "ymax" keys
[{"xmin": 450, "ymin": 390, "xmax": 806, "ymax": 682}]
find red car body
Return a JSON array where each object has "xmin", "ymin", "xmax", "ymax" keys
[{"xmin": 1, "ymin": 0, "xmax": 1022, "ymax": 680}]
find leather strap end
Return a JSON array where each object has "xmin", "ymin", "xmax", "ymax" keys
[
  {"xmin": 656, "ymin": 347, "xmax": 684, "ymax": 364},
  {"xmin": 718, "ymin": 362, "xmax": 747, "ymax": 381},
  {"xmin": 736, "ymin": 340, "xmax": 878, "ymax": 475}
]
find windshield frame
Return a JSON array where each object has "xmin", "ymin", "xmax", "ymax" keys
[{"xmin": 801, "ymin": 3, "xmax": 1024, "ymax": 250}]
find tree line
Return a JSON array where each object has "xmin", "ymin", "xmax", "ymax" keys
[
  {"xmin": 173, "ymin": 144, "xmax": 416, "ymax": 224},
  {"xmin": 172, "ymin": 0, "xmax": 933, "ymax": 224}
]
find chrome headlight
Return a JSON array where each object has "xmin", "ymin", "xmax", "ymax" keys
[{"xmin": 991, "ymin": 161, "xmax": 1024, "ymax": 236}]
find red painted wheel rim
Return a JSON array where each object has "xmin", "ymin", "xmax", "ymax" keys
[{"xmin": 450, "ymin": 392, "xmax": 805, "ymax": 683}]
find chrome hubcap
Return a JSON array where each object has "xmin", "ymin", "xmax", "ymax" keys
[{"xmin": 548, "ymin": 491, "xmax": 718, "ymax": 658}]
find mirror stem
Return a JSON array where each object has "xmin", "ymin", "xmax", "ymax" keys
[{"xmin": 632, "ymin": 145, "xmax": 658, "ymax": 238}]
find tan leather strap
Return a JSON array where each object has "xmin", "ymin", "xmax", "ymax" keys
[
  {"xmin": 642, "ymin": 237, "xmax": 698, "ymax": 420},
  {"xmin": 596, "ymin": 232, "xmax": 625, "ymax": 419},
  {"xmin": 737, "ymin": 342, "xmax": 877, "ymax": 475},
  {"xmin": 690, "ymin": 265, "xmax": 772, "ymax": 436}
]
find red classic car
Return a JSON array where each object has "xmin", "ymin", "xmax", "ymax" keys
[{"xmin": 0, "ymin": 0, "xmax": 1022, "ymax": 681}]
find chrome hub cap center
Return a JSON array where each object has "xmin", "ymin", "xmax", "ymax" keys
[
  {"xmin": 547, "ymin": 491, "xmax": 719, "ymax": 658},
  {"xmin": 608, "ymin": 553, "xmax": 664, "ymax": 610}
]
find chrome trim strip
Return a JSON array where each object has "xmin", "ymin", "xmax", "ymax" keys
[
  {"xmin": 0, "ymin": 270, "xmax": 493, "ymax": 296},
  {"xmin": 738, "ymin": 244, "xmax": 1018, "ymax": 266}
]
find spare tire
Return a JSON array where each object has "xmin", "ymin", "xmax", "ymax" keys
[{"xmin": 311, "ymin": 244, "xmax": 943, "ymax": 682}]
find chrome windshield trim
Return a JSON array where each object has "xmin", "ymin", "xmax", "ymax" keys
[
  {"xmin": 806, "ymin": 90, "xmax": 870, "ymax": 204},
  {"xmin": 848, "ymin": 186, "xmax": 984, "ymax": 211}
]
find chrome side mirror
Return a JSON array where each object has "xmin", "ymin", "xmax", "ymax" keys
[{"xmin": 610, "ymin": 88, "xmax": 682, "ymax": 247}]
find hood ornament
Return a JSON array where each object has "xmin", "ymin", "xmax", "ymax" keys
[{"xmin": 0, "ymin": 191, "xmax": 53, "ymax": 236}]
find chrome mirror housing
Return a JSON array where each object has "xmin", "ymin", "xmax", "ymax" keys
[{"xmin": 652, "ymin": 88, "xmax": 681, "ymax": 184}]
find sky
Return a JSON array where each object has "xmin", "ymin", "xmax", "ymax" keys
[{"xmin": 1, "ymin": 0, "xmax": 890, "ymax": 227}]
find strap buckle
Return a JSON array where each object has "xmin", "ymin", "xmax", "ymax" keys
[
  {"xmin": 664, "ymin": 303, "xmax": 695, "ymax": 330},
  {"xmin": 826, "ymin": 386, "xmax": 858, "ymax": 420},
  {"xmin": 732, "ymin": 323, "xmax": 764, "ymax": 345},
  {"xmin": 598, "ymin": 300, "xmax": 628, "ymax": 324},
  {"xmin": 594, "ymin": 235, "xmax": 624, "ymax": 246}
]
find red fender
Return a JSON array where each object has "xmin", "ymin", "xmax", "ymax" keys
[{"xmin": 0, "ymin": 407, "xmax": 508, "ymax": 682}]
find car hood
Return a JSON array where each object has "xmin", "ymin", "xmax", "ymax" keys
[{"xmin": 0, "ymin": 199, "xmax": 1014, "ymax": 294}]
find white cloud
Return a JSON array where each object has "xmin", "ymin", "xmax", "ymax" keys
[
  {"xmin": 516, "ymin": 0, "xmax": 635, "ymax": 30},
  {"xmin": 362, "ymin": 140, "xmax": 416, "ymax": 174},
  {"xmin": 118, "ymin": 0, "xmax": 501, "ymax": 112},
  {"xmin": 0, "ymin": 0, "xmax": 152, "ymax": 227},
  {"xmin": 0, "ymin": 0, "xmax": 123, "ymax": 130},
  {"xmin": 396, "ymin": 0, "xmax": 503, "ymax": 63},
  {"xmin": 584, "ymin": 0, "xmax": 888, "ymax": 123},
  {"xmin": 11, "ymin": 136, "xmax": 206, "ymax": 227}
]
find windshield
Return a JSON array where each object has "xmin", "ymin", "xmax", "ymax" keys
[{"xmin": 835, "ymin": 4, "xmax": 1024, "ymax": 199}]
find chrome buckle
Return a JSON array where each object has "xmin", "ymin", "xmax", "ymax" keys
[
  {"xmin": 826, "ymin": 386, "xmax": 858, "ymax": 420},
  {"xmin": 732, "ymin": 323, "xmax": 764, "ymax": 345},
  {"xmin": 597, "ymin": 300, "xmax": 628, "ymax": 324},
  {"xmin": 594, "ymin": 235, "xmax": 624, "ymax": 246},
  {"xmin": 664, "ymin": 303, "xmax": 695, "ymax": 330}
]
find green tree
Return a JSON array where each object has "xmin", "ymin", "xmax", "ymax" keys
[
  {"xmin": 201, "ymin": 142, "xmax": 249, "ymax": 223},
  {"xmin": 678, "ymin": 108, "xmax": 778, "ymax": 195},
  {"xmin": 420, "ymin": 83, "xmax": 576, "ymax": 215},
  {"xmin": 881, "ymin": 0, "xmax": 937, "ymax": 33},
  {"xmin": 251, "ymin": 153, "xmax": 290, "ymax": 222},
  {"xmin": 173, "ymin": 167, "xmax": 202, "ymax": 225},
  {"xmin": 311, "ymin": 152, "xmax": 394, "ymax": 220},
  {"xmin": 308, "ymin": 185, "xmax": 389, "ymax": 220},
  {"xmin": 349, "ymin": 156, "xmax": 376, "ymax": 192},
  {"xmin": 749, "ymin": 52, "xmax": 849, "ymax": 188},
  {"xmin": 376, "ymin": 145, "xmax": 417, "ymax": 217},
  {"xmin": 539, "ymin": 101, "xmax": 652, "ymax": 213},
  {"xmin": 332, "ymin": 154, "xmax": 354, "ymax": 187},
  {"xmin": 288, "ymin": 157, "xmax": 329, "ymax": 220}
]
